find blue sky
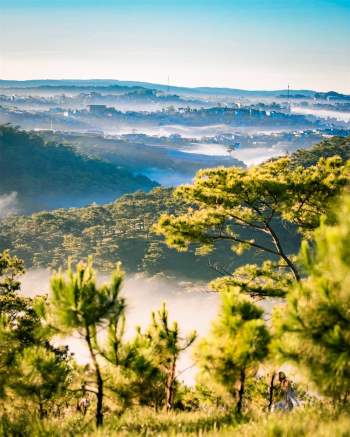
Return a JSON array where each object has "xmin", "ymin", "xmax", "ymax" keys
[{"xmin": 0, "ymin": 0, "xmax": 349, "ymax": 91}]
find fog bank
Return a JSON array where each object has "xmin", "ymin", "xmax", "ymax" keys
[
  {"xmin": 0, "ymin": 192, "xmax": 19, "ymax": 218},
  {"xmin": 20, "ymin": 269, "xmax": 220, "ymax": 385}
]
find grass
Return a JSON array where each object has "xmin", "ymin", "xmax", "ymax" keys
[
  {"xmin": 232, "ymin": 407, "xmax": 350, "ymax": 437},
  {"xmin": 0, "ymin": 408, "xmax": 238, "ymax": 436},
  {"xmin": 1, "ymin": 404, "xmax": 350, "ymax": 436}
]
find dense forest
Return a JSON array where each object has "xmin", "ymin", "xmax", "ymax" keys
[
  {"xmin": 0, "ymin": 187, "xmax": 287, "ymax": 279},
  {"xmin": 290, "ymin": 135, "xmax": 350, "ymax": 166},
  {"xmin": 0, "ymin": 125, "xmax": 157, "ymax": 213},
  {"xmin": 1, "ymin": 134, "xmax": 350, "ymax": 436}
]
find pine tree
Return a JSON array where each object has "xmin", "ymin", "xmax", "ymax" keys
[
  {"xmin": 156, "ymin": 156, "xmax": 349, "ymax": 296},
  {"xmin": 137, "ymin": 304, "xmax": 196, "ymax": 411},
  {"xmin": 47, "ymin": 258, "xmax": 125, "ymax": 427},
  {"xmin": 0, "ymin": 314, "xmax": 19, "ymax": 399},
  {"xmin": 0, "ymin": 250, "xmax": 41, "ymax": 348},
  {"xmin": 11, "ymin": 345, "xmax": 71, "ymax": 418},
  {"xmin": 273, "ymin": 195, "xmax": 350, "ymax": 402},
  {"xmin": 115, "ymin": 328, "xmax": 166, "ymax": 410},
  {"xmin": 139, "ymin": 241, "xmax": 166, "ymax": 275},
  {"xmin": 196, "ymin": 289, "xmax": 270, "ymax": 414}
]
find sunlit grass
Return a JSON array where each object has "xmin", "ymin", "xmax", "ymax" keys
[{"xmin": 2, "ymin": 404, "xmax": 350, "ymax": 437}]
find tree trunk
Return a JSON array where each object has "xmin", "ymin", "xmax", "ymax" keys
[
  {"xmin": 164, "ymin": 356, "xmax": 176, "ymax": 411},
  {"xmin": 96, "ymin": 373, "xmax": 103, "ymax": 427},
  {"xmin": 38, "ymin": 400, "xmax": 45, "ymax": 419},
  {"xmin": 266, "ymin": 223, "xmax": 300, "ymax": 281},
  {"xmin": 236, "ymin": 368, "xmax": 246, "ymax": 415},
  {"xmin": 85, "ymin": 326, "xmax": 104, "ymax": 427},
  {"xmin": 268, "ymin": 371, "xmax": 276, "ymax": 412}
]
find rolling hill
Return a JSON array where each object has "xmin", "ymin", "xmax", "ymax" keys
[{"xmin": 0, "ymin": 125, "xmax": 157, "ymax": 214}]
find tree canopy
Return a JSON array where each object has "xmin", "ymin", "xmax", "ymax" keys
[
  {"xmin": 156, "ymin": 155, "xmax": 350, "ymax": 295},
  {"xmin": 47, "ymin": 259, "xmax": 125, "ymax": 426},
  {"xmin": 273, "ymin": 195, "xmax": 350, "ymax": 402},
  {"xmin": 196, "ymin": 289, "xmax": 270, "ymax": 413}
]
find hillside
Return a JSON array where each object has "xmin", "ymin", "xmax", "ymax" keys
[
  {"xmin": 3, "ymin": 134, "xmax": 348, "ymax": 278},
  {"xmin": 0, "ymin": 125, "xmax": 157, "ymax": 213},
  {"xmin": 0, "ymin": 188, "xmax": 248, "ymax": 279},
  {"xmin": 291, "ymin": 135, "xmax": 350, "ymax": 167},
  {"xmin": 40, "ymin": 131, "xmax": 245, "ymax": 186}
]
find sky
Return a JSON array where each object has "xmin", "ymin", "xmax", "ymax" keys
[{"xmin": 0, "ymin": 0, "xmax": 349, "ymax": 92}]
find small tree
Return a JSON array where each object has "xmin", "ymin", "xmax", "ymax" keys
[
  {"xmin": 11, "ymin": 345, "xmax": 70, "ymax": 418},
  {"xmin": 0, "ymin": 314, "xmax": 19, "ymax": 399},
  {"xmin": 273, "ymin": 195, "xmax": 350, "ymax": 402},
  {"xmin": 112, "ymin": 330, "xmax": 166, "ymax": 410},
  {"xmin": 0, "ymin": 249, "xmax": 24, "ymax": 295},
  {"xmin": 0, "ymin": 251, "xmax": 44, "ymax": 401},
  {"xmin": 196, "ymin": 289, "xmax": 270, "ymax": 414},
  {"xmin": 48, "ymin": 258, "xmax": 125, "ymax": 427},
  {"xmin": 0, "ymin": 250, "xmax": 40, "ymax": 346},
  {"xmin": 139, "ymin": 241, "xmax": 166, "ymax": 275},
  {"xmin": 137, "ymin": 304, "xmax": 196, "ymax": 411}
]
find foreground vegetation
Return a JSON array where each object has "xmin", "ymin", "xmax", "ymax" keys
[
  {"xmin": 1, "ymin": 135, "xmax": 350, "ymax": 435},
  {"xmin": 4, "ymin": 405, "xmax": 350, "ymax": 436}
]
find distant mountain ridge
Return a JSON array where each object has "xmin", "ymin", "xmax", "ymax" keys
[{"xmin": 1, "ymin": 79, "xmax": 348, "ymax": 99}]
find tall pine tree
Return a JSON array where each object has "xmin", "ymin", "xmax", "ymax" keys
[
  {"xmin": 273, "ymin": 195, "xmax": 350, "ymax": 402},
  {"xmin": 196, "ymin": 289, "xmax": 270, "ymax": 414},
  {"xmin": 47, "ymin": 258, "xmax": 125, "ymax": 426}
]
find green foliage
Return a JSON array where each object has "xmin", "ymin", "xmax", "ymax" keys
[
  {"xmin": 47, "ymin": 258, "xmax": 125, "ymax": 426},
  {"xmin": 139, "ymin": 241, "xmax": 167, "ymax": 275},
  {"xmin": 0, "ymin": 249, "xmax": 24, "ymax": 294},
  {"xmin": 49, "ymin": 258, "xmax": 125, "ymax": 334},
  {"xmin": 291, "ymin": 135, "xmax": 350, "ymax": 168},
  {"xmin": 233, "ymin": 406, "xmax": 350, "ymax": 437},
  {"xmin": 273, "ymin": 195, "xmax": 350, "ymax": 402},
  {"xmin": 156, "ymin": 153, "xmax": 349, "ymax": 295},
  {"xmin": 0, "ymin": 407, "xmax": 238, "ymax": 436},
  {"xmin": 2, "ymin": 135, "xmax": 349, "ymax": 282},
  {"xmin": 0, "ymin": 187, "xmax": 239, "ymax": 280},
  {"xmin": 0, "ymin": 249, "xmax": 26, "ymax": 328},
  {"xmin": 157, "ymin": 156, "xmax": 348, "ymax": 248},
  {"xmin": 132, "ymin": 304, "xmax": 196, "ymax": 411},
  {"xmin": 2, "ymin": 402, "xmax": 350, "ymax": 436},
  {"xmin": 111, "ymin": 331, "xmax": 167, "ymax": 410},
  {"xmin": 211, "ymin": 260, "xmax": 294, "ymax": 298},
  {"xmin": 0, "ymin": 251, "xmax": 72, "ymax": 417},
  {"xmin": 0, "ymin": 315, "xmax": 19, "ymax": 399},
  {"xmin": 11, "ymin": 345, "xmax": 71, "ymax": 418},
  {"xmin": 2, "ymin": 135, "xmax": 350, "ymax": 433},
  {"xmin": 0, "ymin": 250, "xmax": 42, "ymax": 398},
  {"xmin": 196, "ymin": 289, "xmax": 270, "ymax": 413}
]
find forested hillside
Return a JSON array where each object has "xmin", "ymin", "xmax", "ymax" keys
[
  {"xmin": 291, "ymin": 135, "xmax": 350, "ymax": 166},
  {"xmin": 1, "ymin": 135, "xmax": 349, "ymax": 278},
  {"xmin": 0, "ymin": 188, "xmax": 247, "ymax": 279},
  {"xmin": 0, "ymin": 125, "xmax": 157, "ymax": 213}
]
